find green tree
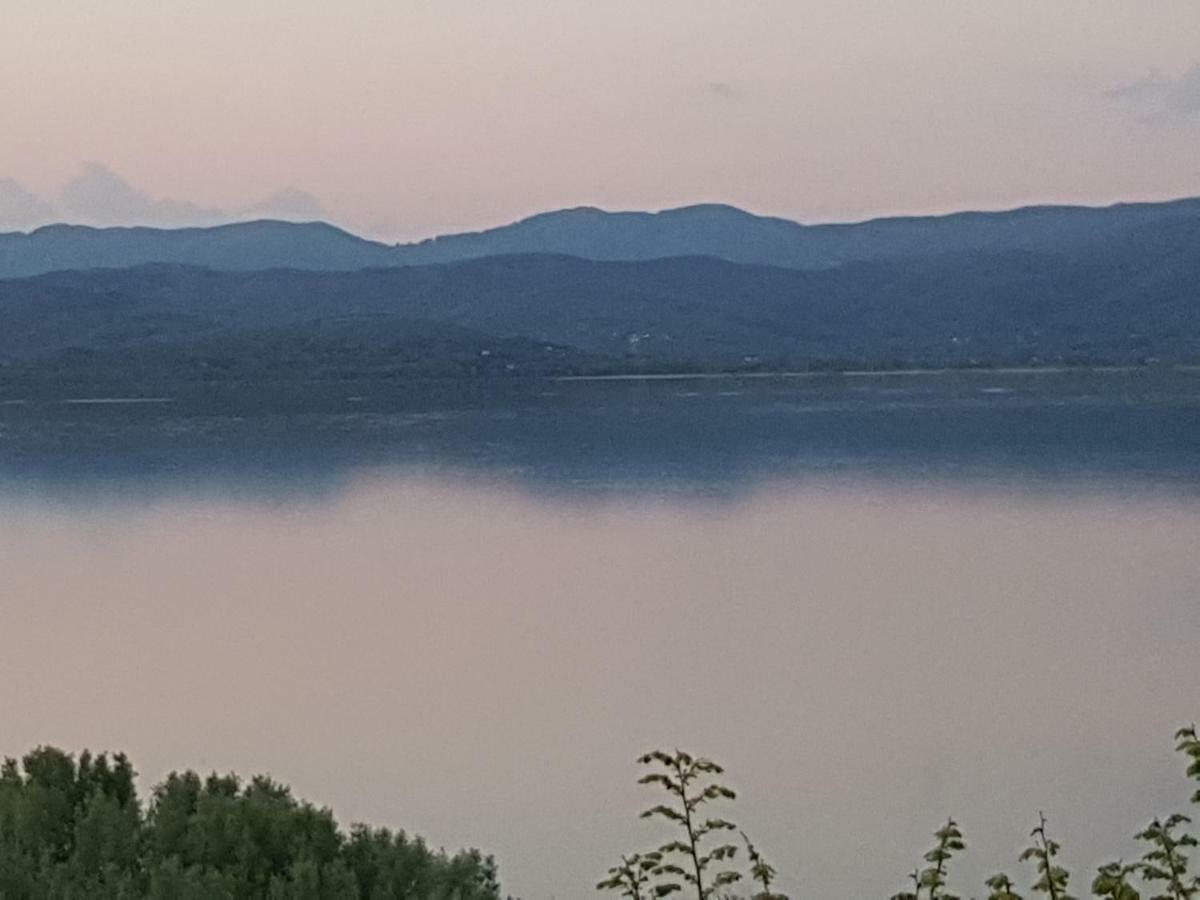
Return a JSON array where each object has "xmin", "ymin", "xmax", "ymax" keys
[
  {"xmin": 69, "ymin": 789, "xmax": 141, "ymax": 882},
  {"xmin": 986, "ymin": 873, "xmax": 1023, "ymax": 900},
  {"xmin": 1136, "ymin": 815, "xmax": 1198, "ymax": 900},
  {"xmin": 892, "ymin": 819, "xmax": 965, "ymax": 900},
  {"xmin": 1092, "ymin": 860, "xmax": 1141, "ymax": 900},
  {"xmin": 740, "ymin": 831, "xmax": 783, "ymax": 900},
  {"xmin": 636, "ymin": 749, "xmax": 741, "ymax": 900},
  {"xmin": 1020, "ymin": 813, "xmax": 1075, "ymax": 900},
  {"xmin": 890, "ymin": 866, "xmax": 923, "ymax": 900},
  {"xmin": 597, "ymin": 851, "xmax": 666, "ymax": 900},
  {"xmin": 1177, "ymin": 727, "xmax": 1200, "ymax": 806},
  {"xmin": 0, "ymin": 744, "xmax": 503, "ymax": 900},
  {"xmin": 921, "ymin": 819, "xmax": 965, "ymax": 900},
  {"xmin": 892, "ymin": 820, "xmax": 964, "ymax": 897}
]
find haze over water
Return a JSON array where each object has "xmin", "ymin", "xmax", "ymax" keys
[{"xmin": 2, "ymin": 374, "xmax": 1198, "ymax": 899}]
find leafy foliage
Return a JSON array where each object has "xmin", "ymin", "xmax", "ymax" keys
[
  {"xmin": 921, "ymin": 819, "xmax": 966, "ymax": 900},
  {"xmin": 1136, "ymin": 815, "xmax": 1199, "ymax": 900},
  {"xmin": 597, "ymin": 852, "xmax": 665, "ymax": 900},
  {"xmin": 1020, "ymin": 813, "xmax": 1075, "ymax": 900},
  {"xmin": 986, "ymin": 872, "xmax": 1023, "ymax": 900},
  {"xmin": 891, "ymin": 819, "xmax": 966, "ymax": 900},
  {"xmin": 0, "ymin": 746, "xmax": 501, "ymax": 900},
  {"xmin": 890, "ymin": 867, "xmax": 923, "ymax": 900},
  {"xmin": 740, "ymin": 831, "xmax": 781, "ymax": 900},
  {"xmin": 1093, "ymin": 861, "xmax": 1142, "ymax": 900},
  {"xmin": 604, "ymin": 725, "xmax": 1200, "ymax": 900},
  {"xmin": 635, "ymin": 750, "xmax": 741, "ymax": 900},
  {"xmin": 1177, "ymin": 727, "xmax": 1200, "ymax": 807}
]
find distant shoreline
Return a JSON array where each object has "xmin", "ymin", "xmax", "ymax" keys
[
  {"xmin": 554, "ymin": 364, "xmax": 1196, "ymax": 382},
  {"xmin": 3, "ymin": 364, "xmax": 1196, "ymax": 410}
]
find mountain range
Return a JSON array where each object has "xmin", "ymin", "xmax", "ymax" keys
[
  {"xmin": 1, "ymin": 196, "xmax": 1198, "ymax": 389},
  {"xmin": 3, "ymin": 196, "xmax": 1200, "ymax": 279}
]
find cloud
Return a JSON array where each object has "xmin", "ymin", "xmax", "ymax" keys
[
  {"xmin": 1106, "ymin": 65, "xmax": 1200, "ymax": 122},
  {"xmin": 0, "ymin": 163, "xmax": 334, "ymax": 230},
  {"xmin": 0, "ymin": 178, "xmax": 56, "ymax": 232},
  {"xmin": 706, "ymin": 81, "xmax": 742, "ymax": 100},
  {"xmin": 239, "ymin": 187, "xmax": 329, "ymax": 222},
  {"xmin": 59, "ymin": 162, "xmax": 154, "ymax": 223},
  {"xmin": 59, "ymin": 163, "xmax": 228, "ymax": 227}
]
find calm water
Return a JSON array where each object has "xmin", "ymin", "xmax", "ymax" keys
[{"xmin": 1, "ymin": 371, "xmax": 1198, "ymax": 899}]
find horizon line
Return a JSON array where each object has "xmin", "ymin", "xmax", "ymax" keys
[{"xmin": 4, "ymin": 191, "xmax": 1200, "ymax": 245}]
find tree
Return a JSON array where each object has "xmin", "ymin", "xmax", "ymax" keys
[
  {"xmin": 740, "ymin": 831, "xmax": 784, "ymax": 900},
  {"xmin": 890, "ymin": 866, "xmax": 923, "ymax": 900},
  {"xmin": 636, "ymin": 749, "xmax": 741, "ymax": 900},
  {"xmin": 1136, "ymin": 815, "xmax": 1199, "ymax": 900},
  {"xmin": 598, "ymin": 851, "xmax": 666, "ymax": 900},
  {"xmin": 0, "ymin": 744, "xmax": 503, "ymax": 900},
  {"xmin": 890, "ymin": 821, "xmax": 965, "ymax": 900},
  {"xmin": 1020, "ymin": 813, "xmax": 1075, "ymax": 900},
  {"xmin": 1092, "ymin": 860, "xmax": 1142, "ymax": 900},
  {"xmin": 1177, "ymin": 727, "xmax": 1200, "ymax": 806},
  {"xmin": 921, "ymin": 818, "xmax": 966, "ymax": 900},
  {"xmin": 985, "ymin": 873, "xmax": 1023, "ymax": 900}
]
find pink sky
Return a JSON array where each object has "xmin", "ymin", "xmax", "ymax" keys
[{"xmin": 2, "ymin": 0, "xmax": 1199, "ymax": 239}]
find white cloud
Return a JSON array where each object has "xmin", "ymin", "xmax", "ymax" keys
[
  {"xmin": 59, "ymin": 162, "xmax": 157, "ymax": 224},
  {"xmin": 59, "ymin": 163, "xmax": 229, "ymax": 227},
  {"xmin": 0, "ymin": 178, "xmax": 56, "ymax": 232},
  {"xmin": 239, "ymin": 187, "xmax": 329, "ymax": 222},
  {"xmin": 0, "ymin": 163, "xmax": 333, "ymax": 230},
  {"xmin": 1107, "ymin": 65, "xmax": 1200, "ymax": 122}
]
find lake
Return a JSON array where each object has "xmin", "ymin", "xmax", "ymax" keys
[{"xmin": 1, "ymin": 369, "xmax": 1198, "ymax": 899}]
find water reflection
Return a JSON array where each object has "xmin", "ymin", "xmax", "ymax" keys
[
  {"xmin": 1, "ymin": 373, "xmax": 1198, "ymax": 899},
  {"xmin": 1, "ymin": 474, "xmax": 1198, "ymax": 899},
  {"xmin": 2, "ymin": 371, "xmax": 1200, "ymax": 501}
]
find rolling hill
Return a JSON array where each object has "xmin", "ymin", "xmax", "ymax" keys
[
  {"xmin": 1, "ymin": 213, "xmax": 1197, "ymax": 392},
  {"xmin": 3, "ymin": 196, "xmax": 1200, "ymax": 279}
]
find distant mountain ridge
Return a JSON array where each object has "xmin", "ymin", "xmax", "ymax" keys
[
  {"xmin": 3, "ymin": 195, "xmax": 1200, "ymax": 278},
  {"xmin": 3, "ymin": 211, "xmax": 1198, "ymax": 382},
  {"xmin": 0, "ymin": 220, "xmax": 395, "ymax": 279},
  {"xmin": 398, "ymin": 198, "xmax": 1200, "ymax": 269}
]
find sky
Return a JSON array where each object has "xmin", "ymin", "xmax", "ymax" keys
[{"xmin": 1, "ymin": 1, "xmax": 1199, "ymax": 239}]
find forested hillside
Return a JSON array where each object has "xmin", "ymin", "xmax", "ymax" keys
[{"xmin": 1, "ymin": 215, "xmax": 1197, "ymax": 390}]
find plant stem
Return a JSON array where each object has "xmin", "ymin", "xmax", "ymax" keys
[
  {"xmin": 675, "ymin": 757, "xmax": 705, "ymax": 900},
  {"xmin": 1037, "ymin": 817, "xmax": 1060, "ymax": 900}
]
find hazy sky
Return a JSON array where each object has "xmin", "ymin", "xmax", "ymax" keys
[{"xmin": 2, "ymin": 1, "xmax": 1200, "ymax": 238}]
